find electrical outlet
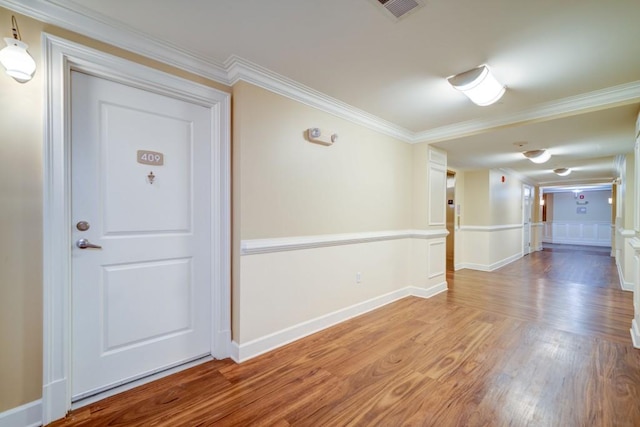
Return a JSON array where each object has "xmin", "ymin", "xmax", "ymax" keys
[{"xmin": 356, "ymin": 272, "xmax": 362, "ymax": 283}]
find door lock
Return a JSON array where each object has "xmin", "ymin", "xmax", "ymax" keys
[{"xmin": 76, "ymin": 221, "xmax": 90, "ymax": 231}]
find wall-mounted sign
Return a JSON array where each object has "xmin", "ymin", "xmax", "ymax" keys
[{"xmin": 137, "ymin": 150, "xmax": 164, "ymax": 166}]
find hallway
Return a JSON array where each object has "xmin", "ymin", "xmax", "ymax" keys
[{"xmin": 51, "ymin": 245, "xmax": 639, "ymax": 426}]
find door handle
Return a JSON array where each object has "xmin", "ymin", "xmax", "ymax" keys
[{"xmin": 76, "ymin": 238, "xmax": 102, "ymax": 249}]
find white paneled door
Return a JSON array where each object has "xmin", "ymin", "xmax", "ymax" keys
[{"xmin": 71, "ymin": 71, "xmax": 212, "ymax": 400}]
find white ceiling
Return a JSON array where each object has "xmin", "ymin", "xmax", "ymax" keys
[{"xmin": 16, "ymin": 0, "xmax": 640, "ymax": 187}]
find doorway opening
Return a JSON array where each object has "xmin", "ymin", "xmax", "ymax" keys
[{"xmin": 446, "ymin": 171, "xmax": 456, "ymax": 270}]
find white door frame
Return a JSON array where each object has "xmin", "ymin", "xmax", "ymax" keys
[
  {"xmin": 522, "ymin": 184, "xmax": 533, "ymax": 255},
  {"xmin": 41, "ymin": 34, "xmax": 231, "ymax": 424}
]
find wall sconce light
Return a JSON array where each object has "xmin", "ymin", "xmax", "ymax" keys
[
  {"xmin": 540, "ymin": 198, "xmax": 545, "ymax": 206},
  {"xmin": 0, "ymin": 16, "xmax": 36, "ymax": 83},
  {"xmin": 553, "ymin": 168, "xmax": 571, "ymax": 176},
  {"xmin": 522, "ymin": 149, "xmax": 551, "ymax": 164},
  {"xmin": 447, "ymin": 65, "xmax": 505, "ymax": 106},
  {"xmin": 608, "ymin": 197, "xmax": 612, "ymax": 205},
  {"xmin": 307, "ymin": 128, "xmax": 338, "ymax": 146}
]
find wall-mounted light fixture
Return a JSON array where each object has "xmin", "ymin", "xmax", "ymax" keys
[
  {"xmin": 553, "ymin": 168, "xmax": 571, "ymax": 176},
  {"xmin": 608, "ymin": 197, "xmax": 613, "ymax": 205},
  {"xmin": 0, "ymin": 15, "xmax": 36, "ymax": 83},
  {"xmin": 447, "ymin": 65, "xmax": 505, "ymax": 106},
  {"xmin": 522, "ymin": 149, "xmax": 551, "ymax": 164},
  {"xmin": 540, "ymin": 198, "xmax": 545, "ymax": 206},
  {"xmin": 307, "ymin": 128, "xmax": 338, "ymax": 146}
]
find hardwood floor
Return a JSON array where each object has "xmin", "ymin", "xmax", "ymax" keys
[{"xmin": 49, "ymin": 244, "xmax": 639, "ymax": 426}]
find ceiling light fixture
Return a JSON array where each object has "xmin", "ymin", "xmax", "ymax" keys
[
  {"xmin": 553, "ymin": 168, "xmax": 571, "ymax": 176},
  {"xmin": 0, "ymin": 15, "xmax": 36, "ymax": 83},
  {"xmin": 447, "ymin": 65, "xmax": 505, "ymax": 106},
  {"xmin": 522, "ymin": 149, "xmax": 551, "ymax": 164}
]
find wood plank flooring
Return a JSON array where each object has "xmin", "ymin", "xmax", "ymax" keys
[{"xmin": 49, "ymin": 244, "xmax": 639, "ymax": 426}]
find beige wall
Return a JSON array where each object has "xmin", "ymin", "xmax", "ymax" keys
[
  {"xmin": 233, "ymin": 81, "xmax": 413, "ymax": 239},
  {"xmin": 232, "ymin": 81, "xmax": 416, "ymax": 342},
  {"xmin": 455, "ymin": 169, "xmax": 525, "ymax": 270},
  {"xmin": 489, "ymin": 169, "xmax": 522, "ymax": 226},
  {"xmin": 0, "ymin": 5, "xmax": 230, "ymax": 413},
  {"xmin": 624, "ymin": 154, "xmax": 635, "ymax": 230},
  {"xmin": 461, "ymin": 170, "xmax": 490, "ymax": 226},
  {"xmin": 0, "ymin": 8, "xmax": 44, "ymax": 413}
]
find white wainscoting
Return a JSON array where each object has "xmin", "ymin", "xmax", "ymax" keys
[
  {"xmin": 235, "ymin": 229, "xmax": 448, "ymax": 362},
  {"xmin": 542, "ymin": 221, "xmax": 612, "ymax": 247},
  {"xmin": 0, "ymin": 400, "xmax": 41, "ymax": 427},
  {"xmin": 456, "ymin": 224, "xmax": 523, "ymax": 271},
  {"xmin": 616, "ymin": 227, "xmax": 636, "ymax": 291},
  {"xmin": 532, "ymin": 222, "xmax": 544, "ymax": 252}
]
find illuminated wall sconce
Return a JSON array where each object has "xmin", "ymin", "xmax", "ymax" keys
[
  {"xmin": 307, "ymin": 128, "xmax": 338, "ymax": 146},
  {"xmin": 608, "ymin": 197, "xmax": 612, "ymax": 205},
  {"xmin": 0, "ymin": 16, "xmax": 36, "ymax": 83},
  {"xmin": 553, "ymin": 168, "xmax": 571, "ymax": 176},
  {"xmin": 447, "ymin": 65, "xmax": 505, "ymax": 106},
  {"xmin": 540, "ymin": 198, "xmax": 545, "ymax": 206},
  {"xmin": 522, "ymin": 149, "xmax": 551, "ymax": 164}
]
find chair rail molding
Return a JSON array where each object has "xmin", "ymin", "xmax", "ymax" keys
[{"xmin": 241, "ymin": 229, "xmax": 449, "ymax": 256}]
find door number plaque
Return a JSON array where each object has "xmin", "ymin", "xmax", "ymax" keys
[{"xmin": 137, "ymin": 150, "xmax": 164, "ymax": 166}]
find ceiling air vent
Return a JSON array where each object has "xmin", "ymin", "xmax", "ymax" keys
[{"xmin": 373, "ymin": 0, "xmax": 424, "ymax": 21}]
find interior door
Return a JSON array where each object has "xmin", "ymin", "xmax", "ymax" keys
[
  {"xmin": 71, "ymin": 71, "xmax": 212, "ymax": 401},
  {"xmin": 523, "ymin": 185, "xmax": 532, "ymax": 255}
]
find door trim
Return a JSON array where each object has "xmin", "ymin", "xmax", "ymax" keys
[{"xmin": 42, "ymin": 34, "xmax": 231, "ymax": 424}]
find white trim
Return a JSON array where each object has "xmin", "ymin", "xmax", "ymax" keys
[
  {"xmin": 240, "ymin": 229, "xmax": 449, "ymax": 256},
  {"xmin": 225, "ymin": 56, "xmax": 413, "ymax": 142},
  {"xmin": 456, "ymin": 253, "xmax": 522, "ymax": 272},
  {"xmin": 459, "ymin": 224, "xmax": 523, "ymax": 232},
  {"xmin": 42, "ymin": 34, "xmax": 231, "ymax": 424},
  {"xmin": 0, "ymin": 0, "xmax": 229, "ymax": 83},
  {"xmin": 230, "ymin": 283, "xmax": 447, "ymax": 363},
  {"xmin": 413, "ymin": 80, "xmax": 640, "ymax": 143},
  {"xmin": 618, "ymin": 227, "xmax": 637, "ymax": 238},
  {"xmin": 632, "ymin": 319, "xmax": 640, "ymax": 349},
  {"xmin": 2, "ymin": 0, "xmax": 640, "ymax": 145},
  {"xmin": 616, "ymin": 259, "xmax": 634, "ymax": 292},
  {"xmin": 0, "ymin": 400, "xmax": 42, "ymax": 427}
]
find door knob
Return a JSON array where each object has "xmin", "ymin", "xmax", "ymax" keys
[{"xmin": 76, "ymin": 238, "xmax": 102, "ymax": 249}]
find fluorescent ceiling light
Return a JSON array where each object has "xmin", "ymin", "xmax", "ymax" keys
[
  {"xmin": 522, "ymin": 149, "xmax": 551, "ymax": 164},
  {"xmin": 553, "ymin": 168, "xmax": 571, "ymax": 176},
  {"xmin": 447, "ymin": 65, "xmax": 505, "ymax": 106}
]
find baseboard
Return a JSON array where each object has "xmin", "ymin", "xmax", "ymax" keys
[
  {"xmin": 631, "ymin": 319, "xmax": 640, "ymax": 349},
  {"xmin": 545, "ymin": 238, "xmax": 611, "ymax": 247},
  {"xmin": 456, "ymin": 253, "xmax": 522, "ymax": 272},
  {"xmin": 0, "ymin": 400, "xmax": 42, "ymax": 427},
  {"xmin": 42, "ymin": 378, "xmax": 67, "ymax": 426},
  {"xmin": 616, "ymin": 259, "xmax": 634, "ymax": 292},
  {"xmin": 231, "ymin": 283, "xmax": 447, "ymax": 363}
]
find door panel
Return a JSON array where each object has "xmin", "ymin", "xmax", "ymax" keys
[
  {"xmin": 71, "ymin": 71, "xmax": 212, "ymax": 400},
  {"xmin": 102, "ymin": 104, "xmax": 192, "ymax": 234}
]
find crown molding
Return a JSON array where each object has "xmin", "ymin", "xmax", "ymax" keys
[
  {"xmin": 2, "ymin": 0, "xmax": 640, "ymax": 145},
  {"xmin": 414, "ymin": 80, "xmax": 640, "ymax": 143},
  {"xmin": 0, "ymin": 0, "xmax": 230, "ymax": 83},
  {"xmin": 224, "ymin": 55, "xmax": 414, "ymax": 141}
]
